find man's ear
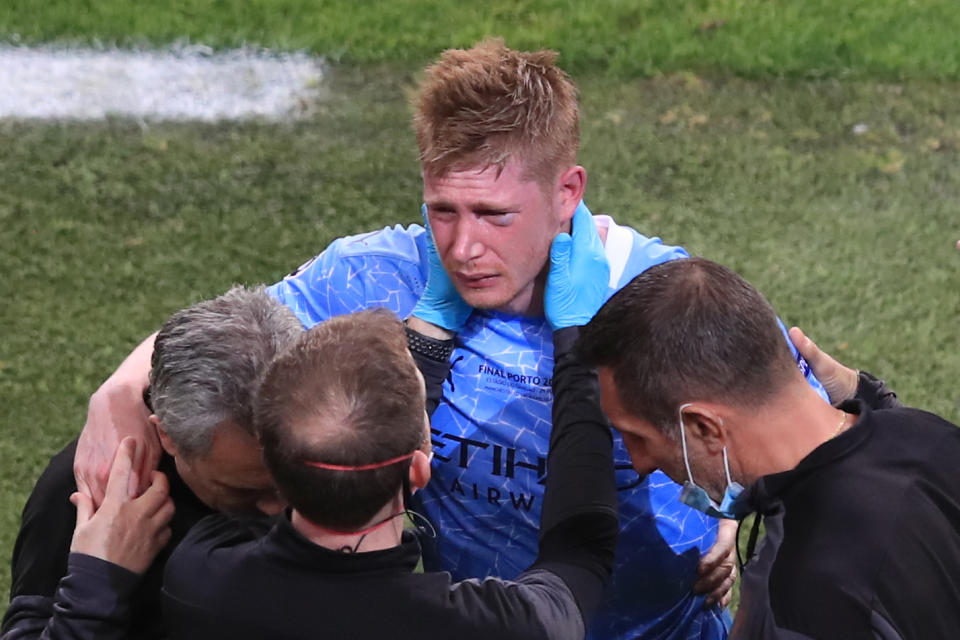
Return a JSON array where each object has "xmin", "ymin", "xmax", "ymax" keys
[
  {"xmin": 555, "ymin": 165, "xmax": 587, "ymax": 224},
  {"xmin": 679, "ymin": 404, "xmax": 727, "ymax": 455},
  {"xmin": 151, "ymin": 415, "xmax": 179, "ymax": 458},
  {"xmin": 408, "ymin": 450, "xmax": 432, "ymax": 493}
]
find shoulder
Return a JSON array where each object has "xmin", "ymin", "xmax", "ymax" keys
[
  {"xmin": 162, "ymin": 515, "xmax": 292, "ymax": 639},
  {"xmin": 162, "ymin": 514, "xmax": 274, "ymax": 635},
  {"xmin": 170, "ymin": 513, "xmax": 271, "ymax": 556},
  {"xmin": 593, "ymin": 214, "xmax": 688, "ymax": 290},
  {"xmin": 333, "ymin": 224, "xmax": 428, "ymax": 261},
  {"xmin": 873, "ymin": 405, "xmax": 959, "ymax": 438},
  {"xmin": 285, "ymin": 224, "xmax": 427, "ymax": 278},
  {"xmin": 165, "ymin": 514, "xmax": 271, "ymax": 587},
  {"xmin": 871, "ymin": 408, "xmax": 960, "ymax": 558},
  {"xmin": 858, "ymin": 407, "xmax": 960, "ymax": 481},
  {"xmin": 770, "ymin": 411, "xmax": 960, "ymax": 635},
  {"xmin": 267, "ymin": 224, "xmax": 429, "ymax": 324}
]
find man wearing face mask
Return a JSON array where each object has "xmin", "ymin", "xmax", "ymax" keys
[{"xmin": 577, "ymin": 257, "xmax": 960, "ymax": 640}]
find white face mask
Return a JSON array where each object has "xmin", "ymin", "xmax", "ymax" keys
[{"xmin": 676, "ymin": 403, "xmax": 749, "ymax": 520}]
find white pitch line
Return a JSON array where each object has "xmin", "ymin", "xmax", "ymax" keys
[{"xmin": 0, "ymin": 44, "xmax": 325, "ymax": 121}]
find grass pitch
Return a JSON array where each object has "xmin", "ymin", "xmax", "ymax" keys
[
  {"xmin": 2, "ymin": 0, "xmax": 960, "ymax": 79},
  {"xmin": 1, "ymin": 0, "xmax": 959, "ymax": 619}
]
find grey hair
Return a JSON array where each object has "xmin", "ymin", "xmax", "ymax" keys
[{"xmin": 149, "ymin": 285, "xmax": 303, "ymax": 458}]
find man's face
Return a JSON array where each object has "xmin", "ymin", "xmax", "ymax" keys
[
  {"xmin": 423, "ymin": 158, "xmax": 568, "ymax": 315},
  {"xmin": 597, "ymin": 368, "xmax": 728, "ymax": 501},
  {"xmin": 171, "ymin": 421, "xmax": 284, "ymax": 516}
]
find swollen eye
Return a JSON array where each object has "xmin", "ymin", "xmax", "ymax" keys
[{"xmin": 487, "ymin": 213, "xmax": 516, "ymax": 226}]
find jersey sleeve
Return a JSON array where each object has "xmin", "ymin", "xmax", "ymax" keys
[
  {"xmin": 596, "ymin": 213, "xmax": 688, "ymax": 295},
  {"xmin": 774, "ymin": 318, "xmax": 829, "ymax": 402},
  {"xmin": 267, "ymin": 224, "xmax": 430, "ymax": 327}
]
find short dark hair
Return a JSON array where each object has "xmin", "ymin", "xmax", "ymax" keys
[
  {"xmin": 255, "ymin": 308, "xmax": 426, "ymax": 530},
  {"xmin": 577, "ymin": 258, "xmax": 799, "ymax": 436},
  {"xmin": 149, "ymin": 286, "xmax": 303, "ymax": 457}
]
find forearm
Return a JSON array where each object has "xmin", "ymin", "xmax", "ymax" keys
[
  {"xmin": 533, "ymin": 327, "xmax": 618, "ymax": 621},
  {"xmin": 540, "ymin": 327, "xmax": 617, "ymax": 533},
  {"xmin": 91, "ymin": 333, "xmax": 156, "ymax": 407},
  {"xmin": 77, "ymin": 333, "xmax": 160, "ymax": 502},
  {"xmin": 2, "ymin": 555, "xmax": 140, "ymax": 640},
  {"xmin": 404, "ymin": 317, "xmax": 455, "ymax": 417}
]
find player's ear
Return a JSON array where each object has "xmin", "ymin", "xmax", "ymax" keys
[
  {"xmin": 152, "ymin": 415, "xmax": 179, "ymax": 458},
  {"xmin": 679, "ymin": 404, "xmax": 727, "ymax": 456},
  {"xmin": 409, "ymin": 450, "xmax": 432, "ymax": 493},
  {"xmin": 555, "ymin": 165, "xmax": 586, "ymax": 224}
]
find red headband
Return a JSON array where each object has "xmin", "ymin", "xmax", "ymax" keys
[{"xmin": 304, "ymin": 450, "xmax": 417, "ymax": 472}]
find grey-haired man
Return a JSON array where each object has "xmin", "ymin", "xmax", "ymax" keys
[{"xmin": 2, "ymin": 287, "xmax": 300, "ymax": 640}]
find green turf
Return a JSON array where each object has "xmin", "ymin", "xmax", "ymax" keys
[
  {"xmin": 3, "ymin": 0, "xmax": 960, "ymax": 621},
  {"xmin": 2, "ymin": 0, "xmax": 960, "ymax": 79},
  {"xmin": 2, "ymin": 68, "xmax": 958, "ymax": 611}
]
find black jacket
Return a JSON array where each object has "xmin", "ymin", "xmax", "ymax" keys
[
  {"xmin": 733, "ymin": 375, "xmax": 960, "ymax": 639},
  {"xmin": 2, "ymin": 441, "xmax": 213, "ymax": 640}
]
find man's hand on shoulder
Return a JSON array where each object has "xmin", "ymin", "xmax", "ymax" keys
[
  {"xmin": 70, "ymin": 438, "xmax": 174, "ymax": 575},
  {"xmin": 75, "ymin": 333, "xmax": 161, "ymax": 507},
  {"xmin": 789, "ymin": 327, "xmax": 858, "ymax": 405}
]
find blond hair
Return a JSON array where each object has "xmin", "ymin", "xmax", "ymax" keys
[{"xmin": 413, "ymin": 38, "xmax": 579, "ymax": 185}]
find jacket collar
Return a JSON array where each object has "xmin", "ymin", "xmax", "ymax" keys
[
  {"xmin": 264, "ymin": 511, "xmax": 423, "ymax": 576},
  {"xmin": 741, "ymin": 399, "xmax": 874, "ymax": 514}
]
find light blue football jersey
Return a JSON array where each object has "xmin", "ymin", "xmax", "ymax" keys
[{"xmin": 268, "ymin": 205, "xmax": 827, "ymax": 640}]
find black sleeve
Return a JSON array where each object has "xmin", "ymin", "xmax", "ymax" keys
[
  {"xmin": 407, "ymin": 337, "xmax": 454, "ymax": 417},
  {"xmin": 2, "ymin": 442, "xmax": 80, "ymax": 639},
  {"xmin": 2, "ymin": 554, "xmax": 142, "ymax": 640},
  {"xmin": 854, "ymin": 371, "xmax": 901, "ymax": 410},
  {"xmin": 528, "ymin": 326, "xmax": 618, "ymax": 624},
  {"xmin": 2, "ymin": 441, "xmax": 151, "ymax": 640},
  {"xmin": 7, "ymin": 442, "xmax": 77, "ymax": 601}
]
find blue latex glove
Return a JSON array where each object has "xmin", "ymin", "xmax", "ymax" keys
[
  {"xmin": 545, "ymin": 202, "xmax": 610, "ymax": 331},
  {"xmin": 411, "ymin": 205, "xmax": 473, "ymax": 332}
]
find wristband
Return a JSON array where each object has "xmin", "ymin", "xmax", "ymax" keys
[{"xmin": 405, "ymin": 324, "xmax": 455, "ymax": 363}]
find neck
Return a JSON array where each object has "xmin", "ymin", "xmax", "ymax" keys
[
  {"xmin": 525, "ymin": 271, "xmax": 548, "ymax": 316},
  {"xmin": 494, "ymin": 214, "xmax": 607, "ymax": 318},
  {"xmin": 496, "ymin": 267, "xmax": 549, "ymax": 317},
  {"xmin": 730, "ymin": 380, "xmax": 854, "ymax": 485},
  {"xmin": 292, "ymin": 495, "xmax": 405, "ymax": 554}
]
